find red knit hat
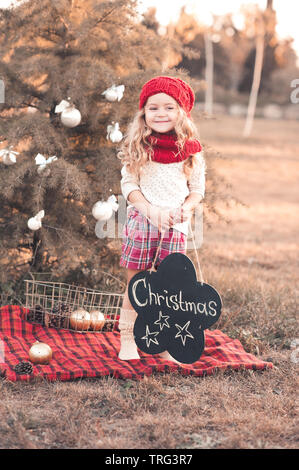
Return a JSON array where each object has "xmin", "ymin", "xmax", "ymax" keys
[{"xmin": 139, "ymin": 76, "xmax": 195, "ymax": 116}]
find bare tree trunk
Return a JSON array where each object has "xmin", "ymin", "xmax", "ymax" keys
[
  {"xmin": 204, "ymin": 33, "xmax": 213, "ymax": 115},
  {"xmin": 243, "ymin": 33, "xmax": 264, "ymax": 137}
]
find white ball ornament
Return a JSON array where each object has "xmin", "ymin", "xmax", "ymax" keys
[
  {"xmin": 92, "ymin": 201, "xmax": 113, "ymax": 221},
  {"xmin": 92, "ymin": 195, "xmax": 119, "ymax": 221},
  {"xmin": 103, "ymin": 88, "xmax": 118, "ymax": 102},
  {"xmin": 61, "ymin": 106, "xmax": 81, "ymax": 128},
  {"xmin": 55, "ymin": 99, "xmax": 81, "ymax": 128},
  {"xmin": 27, "ymin": 210, "xmax": 45, "ymax": 231},
  {"xmin": 110, "ymin": 130, "xmax": 123, "ymax": 143},
  {"xmin": 27, "ymin": 217, "xmax": 42, "ymax": 231}
]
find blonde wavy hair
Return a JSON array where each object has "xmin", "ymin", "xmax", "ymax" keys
[{"xmin": 117, "ymin": 104, "xmax": 200, "ymax": 180}]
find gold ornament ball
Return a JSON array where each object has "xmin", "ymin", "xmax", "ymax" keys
[
  {"xmin": 70, "ymin": 309, "xmax": 91, "ymax": 331},
  {"xmin": 90, "ymin": 310, "xmax": 105, "ymax": 331},
  {"xmin": 29, "ymin": 341, "xmax": 53, "ymax": 364}
]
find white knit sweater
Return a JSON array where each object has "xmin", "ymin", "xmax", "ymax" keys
[{"xmin": 120, "ymin": 152, "xmax": 206, "ymax": 235}]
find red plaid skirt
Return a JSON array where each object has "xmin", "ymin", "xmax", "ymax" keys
[{"xmin": 120, "ymin": 206, "xmax": 187, "ymax": 270}]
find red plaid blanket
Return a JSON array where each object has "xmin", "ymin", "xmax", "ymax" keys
[{"xmin": 0, "ymin": 305, "xmax": 273, "ymax": 382}]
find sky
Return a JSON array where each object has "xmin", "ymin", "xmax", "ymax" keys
[
  {"xmin": 0, "ymin": 0, "xmax": 298, "ymax": 58},
  {"xmin": 137, "ymin": 0, "xmax": 299, "ymax": 58}
]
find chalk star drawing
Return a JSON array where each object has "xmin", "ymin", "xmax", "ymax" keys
[
  {"xmin": 174, "ymin": 321, "xmax": 194, "ymax": 346},
  {"xmin": 154, "ymin": 311, "xmax": 170, "ymax": 331},
  {"xmin": 141, "ymin": 325, "xmax": 160, "ymax": 348}
]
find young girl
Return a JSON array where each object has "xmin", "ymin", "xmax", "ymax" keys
[{"xmin": 117, "ymin": 76, "xmax": 206, "ymax": 361}]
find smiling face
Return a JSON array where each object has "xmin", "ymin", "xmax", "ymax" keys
[{"xmin": 144, "ymin": 93, "xmax": 179, "ymax": 133}]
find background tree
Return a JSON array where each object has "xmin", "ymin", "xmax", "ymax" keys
[
  {"xmin": 141, "ymin": 6, "xmax": 160, "ymax": 33},
  {"xmin": 173, "ymin": 8, "xmax": 232, "ymax": 93},
  {"xmin": 268, "ymin": 38, "xmax": 299, "ymax": 105},
  {"xmin": 238, "ymin": 0, "xmax": 278, "ymax": 94},
  {"xmin": 242, "ymin": 0, "xmax": 277, "ymax": 136},
  {"xmin": 169, "ymin": 3, "xmax": 298, "ymax": 107}
]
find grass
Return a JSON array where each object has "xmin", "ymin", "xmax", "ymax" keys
[
  {"xmin": 0, "ymin": 365, "xmax": 297, "ymax": 449},
  {"xmin": 0, "ymin": 115, "xmax": 298, "ymax": 449}
]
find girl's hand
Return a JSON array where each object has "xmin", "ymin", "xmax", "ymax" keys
[
  {"xmin": 146, "ymin": 206, "xmax": 176, "ymax": 231},
  {"xmin": 169, "ymin": 205, "xmax": 193, "ymax": 224}
]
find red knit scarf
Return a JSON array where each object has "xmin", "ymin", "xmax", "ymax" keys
[{"xmin": 146, "ymin": 132, "xmax": 202, "ymax": 164}]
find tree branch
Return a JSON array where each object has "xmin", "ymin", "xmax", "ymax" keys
[{"xmin": 92, "ymin": 6, "xmax": 119, "ymax": 28}]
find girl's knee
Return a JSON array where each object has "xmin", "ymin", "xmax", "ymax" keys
[{"xmin": 126, "ymin": 268, "xmax": 143, "ymax": 282}]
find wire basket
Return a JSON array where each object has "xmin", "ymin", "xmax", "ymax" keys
[{"xmin": 23, "ymin": 277, "xmax": 125, "ymax": 333}]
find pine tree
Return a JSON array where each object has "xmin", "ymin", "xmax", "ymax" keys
[{"xmin": 0, "ymin": 0, "xmax": 170, "ymax": 289}]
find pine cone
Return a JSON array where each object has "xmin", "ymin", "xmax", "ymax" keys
[
  {"xmin": 103, "ymin": 320, "xmax": 114, "ymax": 331},
  {"xmin": 61, "ymin": 303, "xmax": 72, "ymax": 329},
  {"xmin": 14, "ymin": 361, "xmax": 34, "ymax": 375},
  {"xmin": 50, "ymin": 301, "xmax": 65, "ymax": 327},
  {"xmin": 46, "ymin": 301, "xmax": 72, "ymax": 329},
  {"xmin": 27, "ymin": 304, "xmax": 45, "ymax": 326}
]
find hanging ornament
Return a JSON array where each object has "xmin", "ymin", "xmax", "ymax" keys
[
  {"xmin": 35, "ymin": 153, "xmax": 58, "ymax": 174},
  {"xmin": 55, "ymin": 98, "xmax": 81, "ymax": 128},
  {"xmin": 0, "ymin": 146, "xmax": 19, "ymax": 165},
  {"xmin": 27, "ymin": 210, "xmax": 45, "ymax": 231},
  {"xmin": 29, "ymin": 341, "xmax": 53, "ymax": 365},
  {"xmin": 107, "ymin": 122, "xmax": 123, "ymax": 143},
  {"xmin": 92, "ymin": 194, "xmax": 119, "ymax": 221},
  {"xmin": 61, "ymin": 105, "xmax": 81, "ymax": 128},
  {"xmin": 102, "ymin": 84, "xmax": 125, "ymax": 102}
]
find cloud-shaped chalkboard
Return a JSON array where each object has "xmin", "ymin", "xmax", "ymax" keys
[{"xmin": 128, "ymin": 253, "xmax": 222, "ymax": 364}]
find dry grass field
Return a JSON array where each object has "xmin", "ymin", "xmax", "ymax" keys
[{"xmin": 0, "ymin": 115, "xmax": 298, "ymax": 449}]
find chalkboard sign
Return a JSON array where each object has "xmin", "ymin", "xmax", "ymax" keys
[{"xmin": 128, "ymin": 253, "xmax": 222, "ymax": 364}]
